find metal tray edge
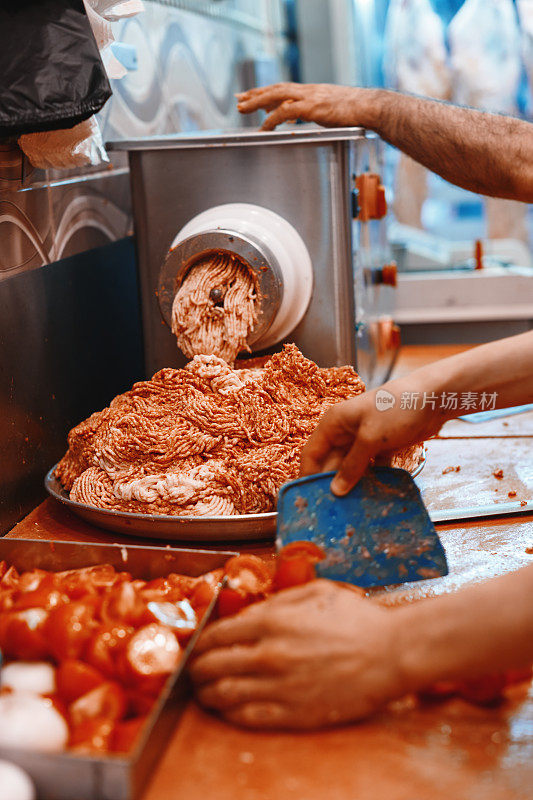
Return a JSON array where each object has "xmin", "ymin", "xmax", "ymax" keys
[{"xmin": 0, "ymin": 540, "xmax": 235, "ymax": 800}]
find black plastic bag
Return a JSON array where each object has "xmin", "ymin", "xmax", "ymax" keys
[{"xmin": 0, "ymin": 0, "xmax": 112, "ymax": 138}]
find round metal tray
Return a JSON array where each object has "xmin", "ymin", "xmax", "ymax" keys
[
  {"xmin": 45, "ymin": 468, "xmax": 277, "ymax": 542},
  {"xmin": 45, "ymin": 452, "xmax": 425, "ymax": 543}
]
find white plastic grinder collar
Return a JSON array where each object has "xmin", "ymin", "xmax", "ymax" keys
[{"xmin": 160, "ymin": 203, "xmax": 313, "ymax": 351}]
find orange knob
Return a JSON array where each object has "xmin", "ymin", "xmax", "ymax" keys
[
  {"xmin": 381, "ymin": 262, "xmax": 397, "ymax": 287},
  {"xmin": 474, "ymin": 239, "xmax": 484, "ymax": 270},
  {"xmin": 355, "ymin": 173, "xmax": 388, "ymax": 222}
]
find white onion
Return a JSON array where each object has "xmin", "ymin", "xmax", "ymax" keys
[
  {"xmin": 1, "ymin": 662, "xmax": 56, "ymax": 696},
  {"xmin": 0, "ymin": 760, "xmax": 35, "ymax": 800},
  {"xmin": 0, "ymin": 694, "xmax": 68, "ymax": 752}
]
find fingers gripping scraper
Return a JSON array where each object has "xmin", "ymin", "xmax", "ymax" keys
[{"xmin": 277, "ymin": 467, "xmax": 448, "ymax": 588}]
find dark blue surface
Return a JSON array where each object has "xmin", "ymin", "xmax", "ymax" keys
[{"xmin": 277, "ymin": 467, "xmax": 448, "ymax": 588}]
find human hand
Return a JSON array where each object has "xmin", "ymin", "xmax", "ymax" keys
[
  {"xmin": 236, "ymin": 82, "xmax": 377, "ymax": 131},
  {"xmin": 300, "ymin": 382, "xmax": 443, "ymax": 495},
  {"xmin": 190, "ymin": 580, "xmax": 404, "ymax": 729}
]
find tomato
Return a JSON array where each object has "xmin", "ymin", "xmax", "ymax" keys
[
  {"xmin": 85, "ymin": 624, "xmax": 134, "ymax": 678},
  {"xmin": 125, "ymin": 688, "xmax": 157, "ymax": 717},
  {"xmin": 188, "ymin": 579, "xmax": 217, "ymax": 612},
  {"xmin": 277, "ymin": 541, "xmax": 326, "ymax": 562},
  {"xmin": 224, "ymin": 555, "xmax": 272, "ymax": 596},
  {"xmin": 56, "ymin": 660, "xmax": 106, "ymax": 703},
  {"xmin": 0, "ymin": 589, "xmax": 15, "ymax": 612},
  {"xmin": 1, "ymin": 566, "xmax": 20, "ymax": 589},
  {"xmin": 69, "ymin": 717, "xmax": 114, "ymax": 753},
  {"xmin": 457, "ymin": 674, "xmax": 508, "ymax": 706},
  {"xmin": 115, "ymin": 571, "xmax": 134, "ymax": 584},
  {"xmin": 193, "ymin": 569, "xmax": 224, "ymax": 591},
  {"xmin": 0, "ymin": 608, "xmax": 49, "ymax": 660},
  {"xmin": 216, "ymin": 588, "xmax": 252, "ymax": 618},
  {"xmin": 273, "ymin": 557, "xmax": 316, "ymax": 590},
  {"xmin": 140, "ymin": 576, "xmax": 190, "ymax": 603},
  {"xmin": 17, "ymin": 569, "xmax": 55, "ymax": 593},
  {"xmin": 146, "ymin": 599, "xmax": 197, "ymax": 645},
  {"xmin": 99, "ymin": 582, "xmax": 151, "ymax": 627},
  {"xmin": 215, "ymin": 556, "xmax": 273, "ymax": 617},
  {"xmin": 56, "ymin": 565, "xmax": 119, "ymax": 599},
  {"xmin": 504, "ymin": 667, "xmax": 532, "ymax": 686},
  {"xmin": 13, "ymin": 588, "xmax": 67, "ymax": 612},
  {"xmin": 123, "ymin": 624, "xmax": 181, "ymax": 692},
  {"xmin": 69, "ymin": 681, "xmax": 127, "ymax": 727},
  {"xmin": 72, "ymin": 565, "xmax": 119, "ymax": 590},
  {"xmin": 418, "ymin": 681, "xmax": 459, "ymax": 701},
  {"xmin": 111, "ymin": 716, "xmax": 148, "ymax": 753},
  {"xmin": 273, "ymin": 541, "xmax": 326, "ymax": 591},
  {"xmin": 45, "ymin": 600, "xmax": 98, "ymax": 661}
]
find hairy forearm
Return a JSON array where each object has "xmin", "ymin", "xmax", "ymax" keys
[
  {"xmin": 397, "ymin": 565, "xmax": 533, "ymax": 690},
  {"xmin": 360, "ymin": 89, "xmax": 533, "ymax": 202},
  {"xmin": 238, "ymin": 83, "xmax": 533, "ymax": 201},
  {"xmin": 386, "ymin": 331, "xmax": 533, "ymax": 425}
]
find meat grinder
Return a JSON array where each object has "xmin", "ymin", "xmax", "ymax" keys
[{"xmin": 110, "ymin": 126, "xmax": 398, "ymax": 384}]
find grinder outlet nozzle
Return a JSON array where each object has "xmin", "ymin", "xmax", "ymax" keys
[{"xmin": 209, "ymin": 287, "xmax": 224, "ymax": 303}]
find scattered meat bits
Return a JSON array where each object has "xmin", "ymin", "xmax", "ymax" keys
[
  {"xmin": 442, "ymin": 465, "xmax": 461, "ymax": 474},
  {"xmin": 508, "ymin": 490, "xmax": 517, "ymax": 498},
  {"xmin": 520, "ymin": 501, "xmax": 528, "ymax": 507},
  {"xmin": 493, "ymin": 469, "xmax": 504, "ymax": 480},
  {"xmin": 525, "ymin": 546, "xmax": 533, "ymax": 554}
]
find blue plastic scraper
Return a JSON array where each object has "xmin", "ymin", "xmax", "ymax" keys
[{"xmin": 276, "ymin": 466, "xmax": 448, "ymax": 588}]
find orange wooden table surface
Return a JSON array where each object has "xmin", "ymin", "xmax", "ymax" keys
[{"xmin": 5, "ymin": 345, "xmax": 533, "ymax": 800}]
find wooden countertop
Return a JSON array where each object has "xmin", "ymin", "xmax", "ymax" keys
[{"xmin": 5, "ymin": 345, "xmax": 533, "ymax": 800}]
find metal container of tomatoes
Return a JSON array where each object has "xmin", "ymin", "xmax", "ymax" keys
[{"xmin": 0, "ymin": 539, "xmax": 236, "ymax": 800}]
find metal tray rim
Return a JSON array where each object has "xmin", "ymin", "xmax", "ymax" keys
[
  {"xmin": 0, "ymin": 539, "xmax": 235, "ymax": 799},
  {"xmin": 107, "ymin": 124, "xmax": 367, "ymax": 151},
  {"xmin": 45, "ymin": 466, "xmax": 277, "ymax": 525},
  {"xmin": 45, "ymin": 455, "xmax": 425, "ymax": 542}
]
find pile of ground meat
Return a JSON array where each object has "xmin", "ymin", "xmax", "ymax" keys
[
  {"xmin": 56, "ymin": 344, "xmax": 423, "ymax": 517},
  {"xmin": 56, "ymin": 345, "xmax": 366, "ymax": 516}
]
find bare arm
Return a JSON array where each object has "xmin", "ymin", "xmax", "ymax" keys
[
  {"xmin": 190, "ymin": 567, "xmax": 533, "ymax": 729},
  {"xmin": 301, "ymin": 331, "xmax": 533, "ymax": 494},
  {"xmin": 399, "ymin": 564, "xmax": 533, "ymax": 690},
  {"xmin": 237, "ymin": 83, "xmax": 533, "ymax": 202}
]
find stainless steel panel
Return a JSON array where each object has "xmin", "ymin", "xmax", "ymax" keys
[
  {"xmin": 48, "ymin": 172, "xmax": 132, "ymax": 262},
  {"xmin": 0, "ymin": 539, "xmax": 236, "ymax": 800},
  {"xmin": 122, "ymin": 130, "xmax": 365, "ymax": 373},
  {"xmin": 0, "ymin": 184, "xmax": 54, "ymax": 279},
  {"xmin": 109, "ymin": 125, "xmax": 366, "ymax": 149},
  {"xmin": 0, "ymin": 238, "xmax": 143, "ymax": 535}
]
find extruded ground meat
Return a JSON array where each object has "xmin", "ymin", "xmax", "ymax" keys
[{"xmin": 171, "ymin": 251, "xmax": 258, "ymax": 364}]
